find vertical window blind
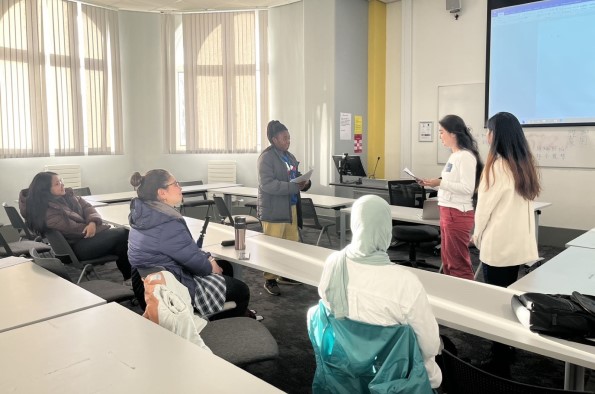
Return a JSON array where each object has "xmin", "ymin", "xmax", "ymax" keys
[
  {"xmin": 163, "ymin": 10, "xmax": 268, "ymax": 154},
  {"xmin": 0, "ymin": 0, "xmax": 122, "ymax": 158}
]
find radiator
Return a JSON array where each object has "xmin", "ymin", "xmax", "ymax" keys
[
  {"xmin": 208, "ymin": 161, "xmax": 237, "ymax": 184},
  {"xmin": 44, "ymin": 164, "xmax": 81, "ymax": 188}
]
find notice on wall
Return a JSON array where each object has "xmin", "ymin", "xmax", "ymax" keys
[
  {"xmin": 340, "ymin": 112, "xmax": 352, "ymax": 140},
  {"xmin": 354, "ymin": 115, "xmax": 363, "ymax": 135}
]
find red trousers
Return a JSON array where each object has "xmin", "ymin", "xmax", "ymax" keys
[{"xmin": 440, "ymin": 206, "xmax": 475, "ymax": 280}]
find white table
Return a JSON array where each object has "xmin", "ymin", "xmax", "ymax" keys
[
  {"xmin": 509, "ymin": 246, "xmax": 595, "ymax": 296},
  {"xmin": 210, "ymin": 186, "xmax": 355, "ymax": 211},
  {"xmin": 200, "ymin": 232, "xmax": 595, "ymax": 391},
  {"xmin": 0, "ymin": 262, "xmax": 105, "ymax": 333},
  {"xmin": 566, "ymin": 228, "xmax": 595, "ymax": 249},
  {"xmin": 94, "ymin": 204, "xmax": 262, "ymax": 248},
  {"xmin": 86, "ymin": 183, "xmax": 241, "ymax": 203},
  {"xmin": 401, "ymin": 265, "xmax": 595, "ymax": 391},
  {"xmin": 204, "ymin": 232, "xmax": 333, "ymax": 287},
  {"xmin": 0, "ymin": 303, "xmax": 282, "ymax": 393},
  {"xmin": 95, "ymin": 203, "xmax": 132, "ymax": 228},
  {"xmin": 185, "ymin": 216, "xmax": 262, "ymax": 248},
  {"xmin": 339, "ymin": 201, "xmax": 552, "ymax": 249},
  {"xmin": 82, "ymin": 198, "xmax": 107, "ymax": 207},
  {"xmin": 0, "ymin": 256, "xmax": 30, "ymax": 269}
]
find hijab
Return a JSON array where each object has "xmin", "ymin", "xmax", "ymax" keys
[{"xmin": 319, "ymin": 195, "xmax": 393, "ymax": 319}]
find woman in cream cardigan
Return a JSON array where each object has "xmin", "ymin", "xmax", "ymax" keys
[{"xmin": 472, "ymin": 111, "xmax": 541, "ymax": 377}]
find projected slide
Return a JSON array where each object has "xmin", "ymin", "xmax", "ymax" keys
[{"xmin": 487, "ymin": 0, "xmax": 595, "ymax": 126}]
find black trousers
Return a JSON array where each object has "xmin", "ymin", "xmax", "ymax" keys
[
  {"xmin": 482, "ymin": 263, "xmax": 520, "ymax": 288},
  {"xmin": 71, "ymin": 227, "xmax": 132, "ymax": 280},
  {"xmin": 482, "ymin": 263, "xmax": 520, "ymax": 367}
]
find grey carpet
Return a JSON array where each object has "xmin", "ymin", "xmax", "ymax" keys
[{"xmin": 63, "ymin": 223, "xmax": 593, "ymax": 393}]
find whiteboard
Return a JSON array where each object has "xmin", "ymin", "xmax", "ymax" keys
[{"xmin": 437, "ymin": 83, "xmax": 595, "ymax": 169}]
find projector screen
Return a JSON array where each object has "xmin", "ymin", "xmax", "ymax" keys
[{"xmin": 486, "ymin": 0, "xmax": 595, "ymax": 126}]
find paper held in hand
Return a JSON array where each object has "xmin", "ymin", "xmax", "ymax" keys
[
  {"xmin": 291, "ymin": 168, "xmax": 314, "ymax": 183},
  {"xmin": 403, "ymin": 167, "xmax": 421, "ymax": 181}
]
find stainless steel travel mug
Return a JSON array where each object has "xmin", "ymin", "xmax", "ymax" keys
[{"xmin": 234, "ymin": 216, "xmax": 246, "ymax": 250}]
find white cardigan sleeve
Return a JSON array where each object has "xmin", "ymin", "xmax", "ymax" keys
[{"xmin": 472, "ymin": 160, "xmax": 507, "ymax": 249}]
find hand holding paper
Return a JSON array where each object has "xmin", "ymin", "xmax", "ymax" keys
[
  {"xmin": 291, "ymin": 168, "xmax": 314, "ymax": 183},
  {"xmin": 403, "ymin": 167, "xmax": 421, "ymax": 181}
]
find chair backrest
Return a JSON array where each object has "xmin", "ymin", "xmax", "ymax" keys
[
  {"xmin": 72, "ymin": 187, "xmax": 91, "ymax": 196},
  {"xmin": 388, "ymin": 180, "xmax": 426, "ymax": 208},
  {"xmin": 179, "ymin": 180, "xmax": 207, "ymax": 200},
  {"xmin": 44, "ymin": 229, "xmax": 82, "ymax": 267},
  {"xmin": 440, "ymin": 349, "xmax": 591, "ymax": 394},
  {"xmin": 307, "ymin": 301, "xmax": 433, "ymax": 393},
  {"xmin": 29, "ymin": 248, "xmax": 72, "ymax": 282},
  {"xmin": 0, "ymin": 227, "xmax": 15, "ymax": 256},
  {"xmin": 213, "ymin": 196, "xmax": 234, "ymax": 225},
  {"xmin": 300, "ymin": 198, "xmax": 321, "ymax": 229},
  {"xmin": 3, "ymin": 203, "xmax": 37, "ymax": 240}
]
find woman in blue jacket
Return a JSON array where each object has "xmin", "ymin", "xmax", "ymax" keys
[{"xmin": 128, "ymin": 169, "xmax": 251, "ymax": 320}]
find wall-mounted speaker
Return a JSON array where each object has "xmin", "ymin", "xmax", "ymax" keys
[{"xmin": 446, "ymin": 0, "xmax": 461, "ymax": 13}]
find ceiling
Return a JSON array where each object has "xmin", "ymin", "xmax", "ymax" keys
[
  {"xmin": 83, "ymin": 0, "xmax": 398, "ymax": 13},
  {"xmin": 83, "ymin": 0, "xmax": 299, "ymax": 12}
]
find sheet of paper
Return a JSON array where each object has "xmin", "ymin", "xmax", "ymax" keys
[
  {"xmin": 403, "ymin": 167, "xmax": 420, "ymax": 180},
  {"xmin": 339, "ymin": 112, "xmax": 351, "ymax": 140},
  {"xmin": 291, "ymin": 168, "xmax": 314, "ymax": 183}
]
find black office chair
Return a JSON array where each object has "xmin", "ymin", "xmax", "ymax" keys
[
  {"xmin": 0, "ymin": 224, "xmax": 51, "ymax": 257},
  {"xmin": 178, "ymin": 180, "xmax": 216, "ymax": 217},
  {"xmin": 388, "ymin": 181, "xmax": 440, "ymax": 270},
  {"xmin": 44, "ymin": 229, "xmax": 119, "ymax": 284},
  {"xmin": 440, "ymin": 349, "xmax": 592, "ymax": 394},
  {"xmin": 244, "ymin": 200, "xmax": 258, "ymax": 216},
  {"xmin": 213, "ymin": 196, "xmax": 261, "ymax": 229},
  {"xmin": 29, "ymin": 248, "xmax": 134, "ymax": 303},
  {"xmin": 3, "ymin": 202, "xmax": 42, "ymax": 241},
  {"xmin": 299, "ymin": 198, "xmax": 335, "ymax": 246}
]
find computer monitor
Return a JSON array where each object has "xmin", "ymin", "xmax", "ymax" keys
[{"xmin": 332, "ymin": 154, "xmax": 367, "ymax": 183}]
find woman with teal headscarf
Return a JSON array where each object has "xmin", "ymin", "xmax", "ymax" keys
[{"xmin": 318, "ymin": 195, "xmax": 442, "ymax": 389}]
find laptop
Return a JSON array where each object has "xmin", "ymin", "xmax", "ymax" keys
[{"xmin": 420, "ymin": 198, "xmax": 440, "ymax": 220}]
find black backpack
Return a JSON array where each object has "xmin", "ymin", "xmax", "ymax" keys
[{"xmin": 512, "ymin": 291, "xmax": 595, "ymax": 342}]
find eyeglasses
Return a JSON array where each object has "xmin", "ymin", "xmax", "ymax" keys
[{"xmin": 163, "ymin": 180, "xmax": 180, "ymax": 189}]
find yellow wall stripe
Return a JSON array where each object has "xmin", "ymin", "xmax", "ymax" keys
[{"xmin": 367, "ymin": 0, "xmax": 386, "ymax": 179}]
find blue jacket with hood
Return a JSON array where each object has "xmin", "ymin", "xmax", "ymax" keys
[{"xmin": 128, "ymin": 198, "xmax": 213, "ymax": 301}]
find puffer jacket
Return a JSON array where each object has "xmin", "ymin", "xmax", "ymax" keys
[
  {"xmin": 257, "ymin": 145, "xmax": 311, "ymax": 225},
  {"xmin": 128, "ymin": 198, "xmax": 212, "ymax": 300},
  {"xmin": 18, "ymin": 188, "xmax": 110, "ymax": 242}
]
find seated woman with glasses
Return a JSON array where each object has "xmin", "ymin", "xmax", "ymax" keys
[
  {"xmin": 127, "ymin": 169, "xmax": 253, "ymax": 320},
  {"xmin": 19, "ymin": 172, "xmax": 131, "ymax": 281}
]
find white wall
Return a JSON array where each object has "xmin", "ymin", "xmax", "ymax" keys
[{"xmin": 387, "ymin": 0, "xmax": 595, "ymax": 231}]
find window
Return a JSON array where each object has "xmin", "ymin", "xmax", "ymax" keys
[
  {"xmin": 164, "ymin": 11, "xmax": 268, "ymax": 153},
  {"xmin": 0, "ymin": 0, "xmax": 122, "ymax": 158}
]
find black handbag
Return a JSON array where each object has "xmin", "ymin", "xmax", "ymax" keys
[{"xmin": 512, "ymin": 291, "xmax": 595, "ymax": 342}]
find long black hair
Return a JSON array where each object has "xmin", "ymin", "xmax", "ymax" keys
[
  {"xmin": 25, "ymin": 172, "xmax": 57, "ymax": 235},
  {"xmin": 484, "ymin": 112, "xmax": 540, "ymax": 200},
  {"xmin": 439, "ymin": 114, "xmax": 484, "ymax": 192}
]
